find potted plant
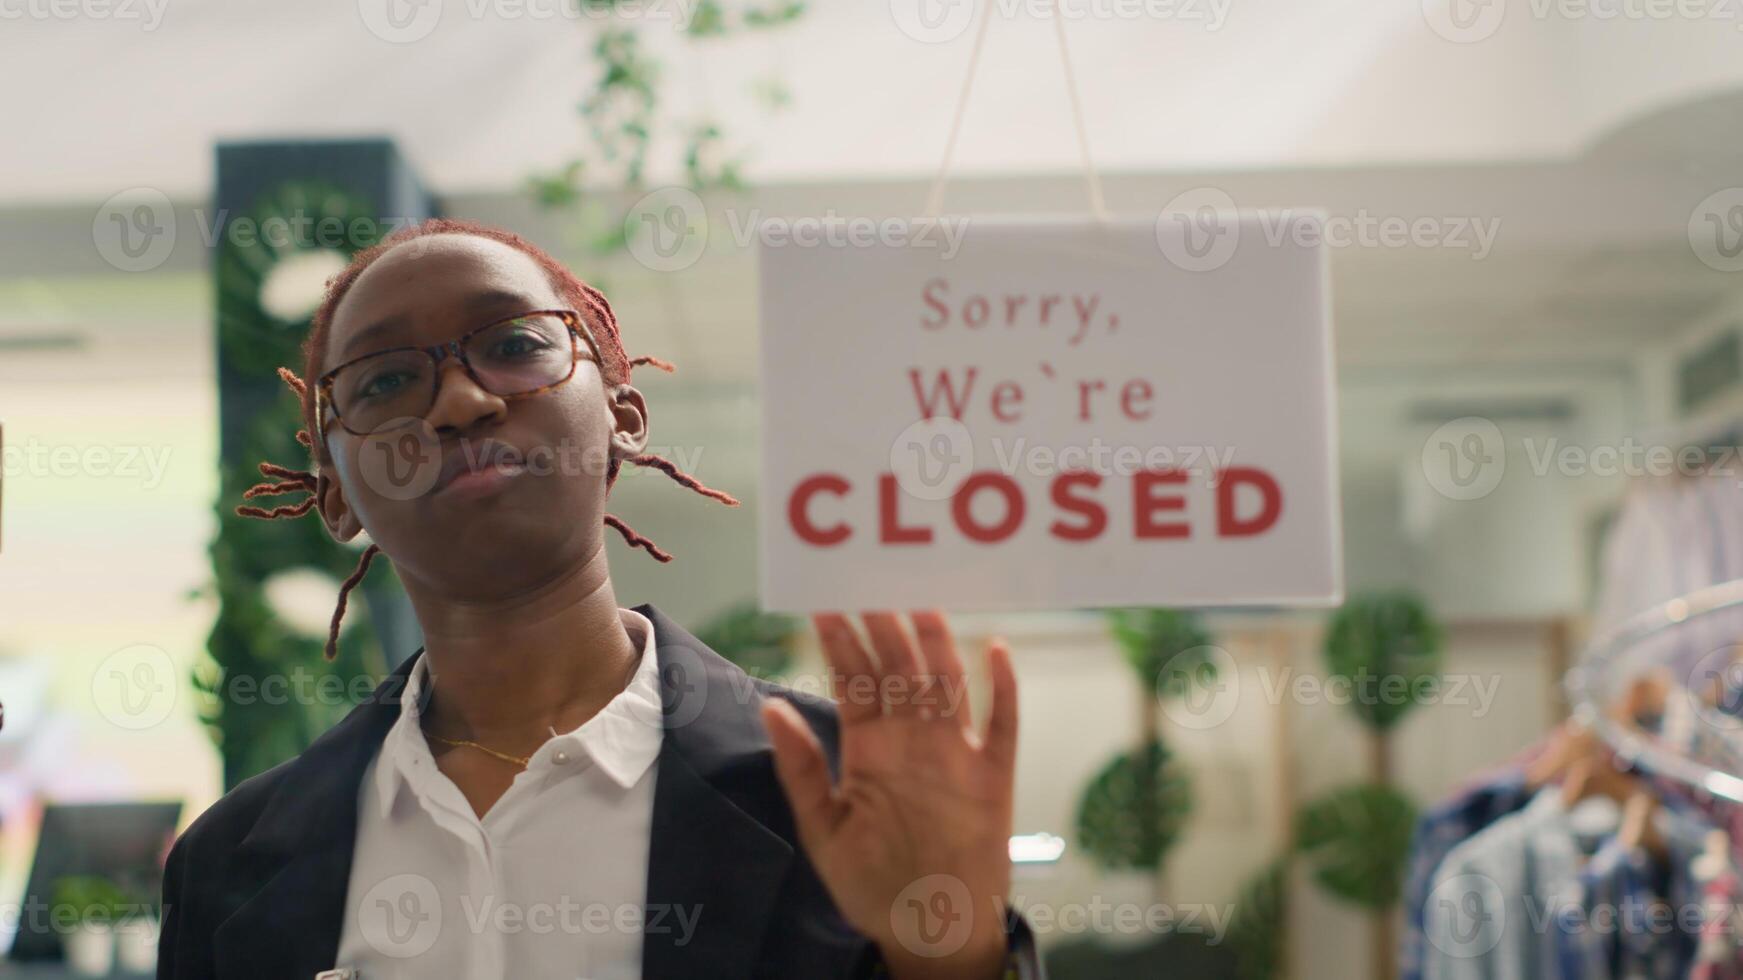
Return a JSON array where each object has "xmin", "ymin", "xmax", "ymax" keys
[
  {"xmin": 114, "ymin": 899, "xmax": 161, "ymax": 975},
  {"xmin": 695, "ymin": 601, "xmax": 797, "ymax": 680},
  {"xmin": 1296, "ymin": 591, "xmax": 1441, "ymax": 980},
  {"xmin": 52, "ymin": 875, "xmax": 129, "ymax": 977},
  {"xmin": 1073, "ymin": 609, "xmax": 1217, "ymax": 902}
]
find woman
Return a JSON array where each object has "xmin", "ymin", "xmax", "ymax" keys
[{"xmin": 157, "ymin": 219, "xmax": 1037, "ymax": 979}]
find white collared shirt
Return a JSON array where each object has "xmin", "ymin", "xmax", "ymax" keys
[{"xmin": 335, "ymin": 607, "xmax": 665, "ymax": 980}]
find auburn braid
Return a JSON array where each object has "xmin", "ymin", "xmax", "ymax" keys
[{"xmin": 234, "ymin": 218, "xmax": 738, "ymax": 661}]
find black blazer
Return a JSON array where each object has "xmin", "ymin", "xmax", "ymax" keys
[{"xmin": 157, "ymin": 603, "xmax": 1042, "ymax": 979}]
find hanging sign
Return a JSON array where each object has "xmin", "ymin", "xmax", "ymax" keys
[{"xmin": 757, "ymin": 215, "xmax": 1342, "ymax": 612}]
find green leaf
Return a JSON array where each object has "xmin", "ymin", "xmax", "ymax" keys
[
  {"xmin": 693, "ymin": 602, "xmax": 797, "ymax": 679},
  {"xmin": 1103, "ymin": 607, "xmax": 1217, "ymax": 701},
  {"xmin": 1226, "ymin": 858, "xmax": 1290, "ymax": 980},
  {"xmin": 684, "ymin": 0, "xmax": 727, "ymax": 35},
  {"xmin": 743, "ymin": 0, "xmax": 805, "ymax": 26},
  {"xmin": 208, "ymin": 179, "xmax": 396, "ymax": 790},
  {"xmin": 50, "ymin": 876, "xmax": 132, "ymax": 925},
  {"xmin": 1294, "ymin": 783, "xmax": 1416, "ymax": 908},
  {"xmin": 1074, "ymin": 738, "xmax": 1192, "ymax": 872},
  {"xmin": 1322, "ymin": 591, "xmax": 1443, "ymax": 732}
]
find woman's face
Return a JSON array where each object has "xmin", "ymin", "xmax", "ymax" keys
[{"xmin": 314, "ymin": 233, "xmax": 648, "ymax": 598}]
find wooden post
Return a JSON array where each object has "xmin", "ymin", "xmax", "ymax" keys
[
  {"xmin": 1545, "ymin": 617, "xmax": 1574, "ymax": 723},
  {"xmin": 1270, "ymin": 629, "xmax": 1296, "ymax": 980}
]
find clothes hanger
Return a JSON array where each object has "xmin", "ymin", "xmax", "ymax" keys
[
  {"xmin": 1528, "ymin": 672, "xmax": 1668, "ymax": 789},
  {"xmin": 1558, "ymin": 753, "xmax": 1666, "ymax": 860}
]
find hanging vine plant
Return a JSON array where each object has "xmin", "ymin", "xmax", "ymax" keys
[
  {"xmin": 527, "ymin": 1, "xmax": 807, "ymax": 261},
  {"xmin": 202, "ymin": 179, "xmax": 396, "ymax": 790},
  {"xmin": 215, "ymin": 182, "xmax": 381, "ymax": 379}
]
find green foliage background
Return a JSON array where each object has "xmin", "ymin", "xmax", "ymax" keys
[
  {"xmin": 1321, "ymin": 591, "xmax": 1444, "ymax": 733},
  {"xmin": 1073, "ymin": 738, "xmax": 1194, "ymax": 874},
  {"xmin": 201, "ymin": 182, "xmax": 394, "ymax": 790},
  {"xmin": 1105, "ymin": 607, "xmax": 1218, "ymax": 700}
]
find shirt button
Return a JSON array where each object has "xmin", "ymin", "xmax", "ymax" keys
[{"xmin": 553, "ymin": 750, "xmax": 570, "ymax": 765}]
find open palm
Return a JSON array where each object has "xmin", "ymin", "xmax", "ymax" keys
[{"xmin": 761, "ymin": 610, "xmax": 1018, "ymax": 980}]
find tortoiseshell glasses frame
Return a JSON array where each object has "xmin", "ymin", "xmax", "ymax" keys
[{"xmin": 314, "ymin": 309, "xmax": 603, "ymax": 440}]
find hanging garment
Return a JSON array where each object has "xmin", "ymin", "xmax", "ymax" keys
[
  {"xmin": 1549, "ymin": 808, "xmax": 1709, "ymax": 980},
  {"xmin": 1689, "ymin": 829, "xmax": 1743, "ymax": 980},
  {"xmin": 1402, "ymin": 768, "xmax": 1540, "ymax": 980},
  {"xmin": 1423, "ymin": 789, "xmax": 1590, "ymax": 980}
]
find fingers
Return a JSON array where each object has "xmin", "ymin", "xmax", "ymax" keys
[
  {"xmin": 813, "ymin": 612, "xmax": 881, "ymax": 725},
  {"xmin": 824, "ymin": 610, "xmax": 984, "ymax": 727},
  {"xmin": 910, "ymin": 609, "xmax": 972, "ymax": 729},
  {"xmin": 862, "ymin": 611, "xmax": 922, "ymax": 683},
  {"xmin": 983, "ymin": 636, "xmax": 1019, "ymax": 768},
  {"xmin": 762, "ymin": 698, "xmax": 843, "ymax": 845},
  {"xmin": 861, "ymin": 611, "xmax": 923, "ymax": 717}
]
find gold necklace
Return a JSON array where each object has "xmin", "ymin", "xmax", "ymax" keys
[
  {"xmin": 420, "ymin": 666, "xmax": 534, "ymax": 767},
  {"xmin": 423, "ymin": 731, "xmax": 531, "ymax": 768}
]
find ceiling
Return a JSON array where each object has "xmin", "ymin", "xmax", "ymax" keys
[
  {"xmin": 9, "ymin": 0, "xmax": 1743, "ymax": 202},
  {"xmin": 2, "ymin": 89, "xmax": 1742, "ymax": 386}
]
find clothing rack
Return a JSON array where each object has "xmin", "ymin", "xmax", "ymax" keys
[{"xmin": 1563, "ymin": 577, "xmax": 1743, "ymax": 805}]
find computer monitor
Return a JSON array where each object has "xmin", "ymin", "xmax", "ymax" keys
[{"xmin": 9, "ymin": 801, "xmax": 182, "ymax": 962}]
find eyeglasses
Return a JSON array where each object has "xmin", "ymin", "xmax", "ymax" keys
[{"xmin": 316, "ymin": 309, "xmax": 601, "ymax": 439}]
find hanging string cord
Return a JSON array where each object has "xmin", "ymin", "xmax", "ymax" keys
[
  {"xmin": 1049, "ymin": 0, "xmax": 1108, "ymax": 221},
  {"xmin": 923, "ymin": 0, "xmax": 1108, "ymax": 222},
  {"xmin": 923, "ymin": 0, "xmax": 997, "ymax": 219}
]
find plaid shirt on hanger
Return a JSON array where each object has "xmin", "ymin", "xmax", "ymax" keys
[{"xmin": 1401, "ymin": 768, "xmax": 1540, "ymax": 980}]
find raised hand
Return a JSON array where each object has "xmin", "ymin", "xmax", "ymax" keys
[{"xmin": 760, "ymin": 610, "xmax": 1018, "ymax": 980}]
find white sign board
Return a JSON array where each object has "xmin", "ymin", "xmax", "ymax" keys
[{"xmin": 757, "ymin": 215, "xmax": 1341, "ymax": 612}]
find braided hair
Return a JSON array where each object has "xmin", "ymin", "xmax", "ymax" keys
[{"xmin": 236, "ymin": 218, "xmax": 738, "ymax": 661}]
